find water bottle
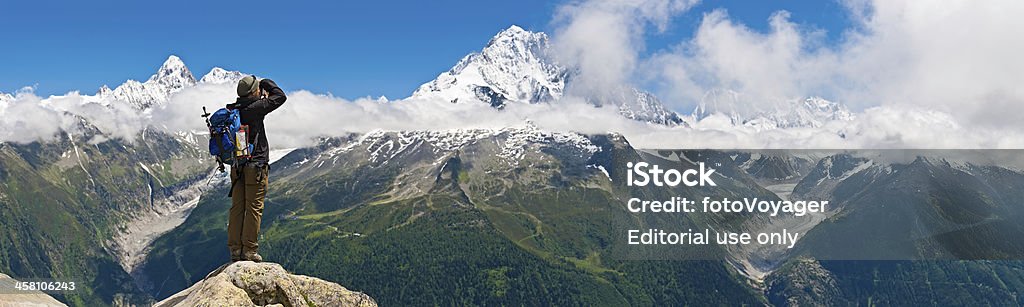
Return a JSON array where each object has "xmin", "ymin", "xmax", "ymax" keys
[{"xmin": 236, "ymin": 125, "xmax": 249, "ymax": 157}]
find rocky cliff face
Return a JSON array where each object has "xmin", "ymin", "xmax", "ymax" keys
[{"xmin": 155, "ymin": 262, "xmax": 375, "ymax": 307}]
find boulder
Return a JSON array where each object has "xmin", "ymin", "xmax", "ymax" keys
[{"xmin": 155, "ymin": 262, "xmax": 376, "ymax": 307}]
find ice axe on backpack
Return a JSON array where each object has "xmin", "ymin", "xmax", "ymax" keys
[{"xmin": 200, "ymin": 106, "xmax": 226, "ymax": 173}]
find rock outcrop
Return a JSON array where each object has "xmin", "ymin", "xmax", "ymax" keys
[
  {"xmin": 155, "ymin": 262, "xmax": 376, "ymax": 307},
  {"xmin": 0, "ymin": 273, "xmax": 67, "ymax": 307}
]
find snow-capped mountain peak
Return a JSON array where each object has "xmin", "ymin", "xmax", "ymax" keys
[
  {"xmin": 496, "ymin": 24, "xmax": 526, "ymax": 36},
  {"xmin": 152, "ymin": 55, "xmax": 194, "ymax": 85},
  {"xmin": 412, "ymin": 25, "xmax": 565, "ymax": 108},
  {"xmin": 106, "ymin": 55, "xmax": 197, "ymax": 110},
  {"xmin": 486, "ymin": 24, "xmax": 538, "ymax": 51},
  {"xmin": 411, "ymin": 25, "xmax": 685, "ymax": 126}
]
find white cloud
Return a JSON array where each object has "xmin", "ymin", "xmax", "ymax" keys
[
  {"xmin": 551, "ymin": 0, "xmax": 700, "ymax": 99},
  {"xmin": 0, "ymin": 92, "xmax": 66, "ymax": 143},
  {"xmin": 837, "ymin": 0, "xmax": 1024, "ymax": 127},
  {"xmin": 645, "ymin": 9, "xmax": 839, "ymax": 115},
  {"xmin": 0, "ymin": 89, "xmax": 147, "ymax": 143},
  {"xmin": 641, "ymin": 0, "xmax": 1024, "ymax": 128}
]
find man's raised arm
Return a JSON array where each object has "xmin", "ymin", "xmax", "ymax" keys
[{"xmin": 249, "ymin": 79, "xmax": 287, "ymax": 115}]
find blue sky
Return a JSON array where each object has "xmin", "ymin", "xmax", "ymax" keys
[{"xmin": 1, "ymin": 0, "xmax": 852, "ymax": 100}]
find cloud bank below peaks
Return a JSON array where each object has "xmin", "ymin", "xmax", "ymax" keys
[
  {"xmin": 3, "ymin": 80, "xmax": 1024, "ymax": 149},
  {"xmin": 157, "ymin": 83, "xmax": 1024, "ymax": 149}
]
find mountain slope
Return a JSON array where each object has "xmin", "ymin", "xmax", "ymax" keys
[
  {"xmin": 765, "ymin": 152, "xmax": 1024, "ymax": 305},
  {"xmin": 138, "ymin": 128, "xmax": 768, "ymax": 305},
  {"xmin": 790, "ymin": 154, "xmax": 1024, "ymax": 260},
  {"xmin": 0, "ymin": 126, "xmax": 209, "ymax": 306}
]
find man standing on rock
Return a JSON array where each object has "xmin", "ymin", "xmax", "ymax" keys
[{"xmin": 226, "ymin": 75, "xmax": 286, "ymax": 262}]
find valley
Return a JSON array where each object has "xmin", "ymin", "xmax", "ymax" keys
[{"xmin": 130, "ymin": 131, "xmax": 1024, "ymax": 305}]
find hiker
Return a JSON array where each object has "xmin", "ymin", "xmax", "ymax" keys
[{"xmin": 226, "ymin": 75, "xmax": 286, "ymax": 262}]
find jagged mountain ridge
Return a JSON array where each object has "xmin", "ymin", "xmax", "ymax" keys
[
  {"xmin": 693, "ymin": 89, "xmax": 854, "ymax": 130},
  {"xmin": 199, "ymin": 67, "xmax": 248, "ymax": 85},
  {"xmin": 84, "ymin": 55, "xmax": 246, "ymax": 111},
  {"xmin": 101, "ymin": 55, "xmax": 195, "ymax": 110}
]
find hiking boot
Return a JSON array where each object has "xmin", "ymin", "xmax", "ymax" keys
[
  {"xmin": 243, "ymin": 251, "xmax": 263, "ymax": 262},
  {"xmin": 230, "ymin": 249, "xmax": 243, "ymax": 262}
]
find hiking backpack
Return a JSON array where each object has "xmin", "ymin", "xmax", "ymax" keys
[{"xmin": 202, "ymin": 106, "xmax": 253, "ymax": 171}]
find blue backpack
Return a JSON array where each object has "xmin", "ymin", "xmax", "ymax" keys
[{"xmin": 203, "ymin": 107, "xmax": 253, "ymax": 171}]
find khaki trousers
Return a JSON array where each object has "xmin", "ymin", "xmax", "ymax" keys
[{"xmin": 227, "ymin": 164, "xmax": 268, "ymax": 253}]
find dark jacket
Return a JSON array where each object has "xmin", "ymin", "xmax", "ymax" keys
[{"xmin": 228, "ymin": 79, "xmax": 286, "ymax": 165}]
